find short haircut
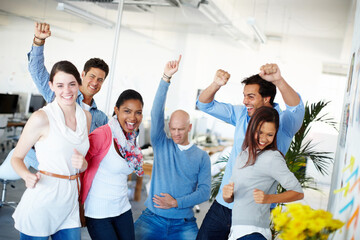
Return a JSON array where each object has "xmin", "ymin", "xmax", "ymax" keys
[
  {"xmin": 50, "ymin": 60, "xmax": 81, "ymax": 85},
  {"xmin": 241, "ymin": 74, "xmax": 276, "ymax": 105},
  {"xmin": 83, "ymin": 58, "xmax": 109, "ymax": 79}
]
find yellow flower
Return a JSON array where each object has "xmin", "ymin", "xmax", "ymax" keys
[
  {"xmin": 271, "ymin": 203, "xmax": 344, "ymax": 239},
  {"xmin": 327, "ymin": 219, "xmax": 345, "ymax": 230}
]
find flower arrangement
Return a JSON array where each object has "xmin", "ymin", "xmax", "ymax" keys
[{"xmin": 271, "ymin": 203, "xmax": 344, "ymax": 240}]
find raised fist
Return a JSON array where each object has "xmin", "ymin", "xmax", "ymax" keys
[
  {"xmin": 214, "ymin": 69, "xmax": 230, "ymax": 87},
  {"xmin": 34, "ymin": 22, "xmax": 51, "ymax": 40}
]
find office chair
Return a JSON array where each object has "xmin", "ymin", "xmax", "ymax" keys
[
  {"xmin": 0, "ymin": 115, "xmax": 7, "ymax": 152},
  {"xmin": 0, "ymin": 149, "xmax": 31, "ymax": 208}
]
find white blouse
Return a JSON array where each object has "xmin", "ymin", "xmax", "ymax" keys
[{"xmin": 85, "ymin": 137, "xmax": 133, "ymax": 218}]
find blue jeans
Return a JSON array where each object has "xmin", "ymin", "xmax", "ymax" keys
[
  {"xmin": 237, "ymin": 232, "xmax": 267, "ymax": 240},
  {"xmin": 20, "ymin": 228, "xmax": 80, "ymax": 240},
  {"xmin": 134, "ymin": 208, "xmax": 198, "ymax": 240},
  {"xmin": 85, "ymin": 209, "xmax": 135, "ymax": 240},
  {"xmin": 196, "ymin": 200, "xmax": 232, "ymax": 240}
]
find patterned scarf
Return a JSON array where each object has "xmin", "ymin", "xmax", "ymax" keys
[{"xmin": 108, "ymin": 115, "xmax": 144, "ymax": 176}]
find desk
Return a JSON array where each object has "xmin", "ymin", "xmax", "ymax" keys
[
  {"xmin": 134, "ymin": 162, "xmax": 153, "ymax": 202},
  {"xmin": 7, "ymin": 121, "xmax": 26, "ymax": 128},
  {"xmin": 202, "ymin": 145, "xmax": 226, "ymax": 155},
  {"xmin": 3, "ymin": 121, "xmax": 26, "ymax": 149}
]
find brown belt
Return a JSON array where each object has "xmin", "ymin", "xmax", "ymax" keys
[
  {"xmin": 39, "ymin": 170, "xmax": 80, "ymax": 180},
  {"xmin": 39, "ymin": 170, "xmax": 81, "ymax": 200}
]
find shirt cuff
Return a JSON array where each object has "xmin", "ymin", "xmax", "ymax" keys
[
  {"xmin": 175, "ymin": 197, "xmax": 183, "ymax": 209},
  {"xmin": 27, "ymin": 45, "xmax": 44, "ymax": 61},
  {"xmin": 285, "ymin": 93, "xmax": 304, "ymax": 112},
  {"xmin": 30, "ymin": 45, "xmax": 44, "ymax": 55},
  {"xmin": 196, "ymin": 99, "xmax": 214, "ymax": 110}
]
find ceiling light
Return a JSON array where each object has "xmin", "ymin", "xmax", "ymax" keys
[
  {"xmin": 56, "ymin": 2, "xmax": 115, "ymax": 28},
  {"xmin": 198, "ymin": 0, "xmax": 230, "ymax": 25},
  {"xmin": 198, "ymin": 1, "xmax": 249, "ymax": 43},
  {"xmin": 247, "ymin": 17, "xmax": 267, "ymax": 44}
]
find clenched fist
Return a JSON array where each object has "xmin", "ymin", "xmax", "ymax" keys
[
  {"xmin": 253, "ymin": 188, "xmax": 269, "ymax": 204},
  {"xmin": 259, "ymin": 63, "xmax": 282, "ymax": 84},
  {"xmin": 223, "ymin": 182, "xmax": 234, "ymax": 203},
  {"xmin": 25, "ymin": 172, "xmax": 41, "ymax": 189},
  {"xmin": 213, "ymin": 69, "xmax": 230, "ymax": 87},
  {"xmin": 71, "ymin": 149, "xmax": 87, "ymax": 172},
  {"xmin": 34, "ymin": 22, "xmax": 51, "ymax": 40}
]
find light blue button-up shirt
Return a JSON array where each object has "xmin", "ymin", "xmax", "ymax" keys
[
  {"xmin": 196, "ymin": 96, "xmax": 305, "ymax": 209},
  {"xmin": 27, "ymin": 46, "xmax": 108, "ymax": 133}
]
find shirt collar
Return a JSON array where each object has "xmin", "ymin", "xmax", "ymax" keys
[{"xmin": 77, "ymin": 91, "xmax": 98, "ymax": 110}]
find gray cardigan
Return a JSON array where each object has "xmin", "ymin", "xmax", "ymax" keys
[{"xmin": 230, "ymin": 149, "xmax": 303, "ymax": 228}]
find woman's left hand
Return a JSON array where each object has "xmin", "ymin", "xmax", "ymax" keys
[
  {"xmin": 71, "ymin": 149, "xmax": 88, "ymax": 172},
  {"xmin": 253, "ymin": 188, "xmax": 269, "ymax": 204}
]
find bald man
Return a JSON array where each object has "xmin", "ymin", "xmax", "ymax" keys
[{"xmin": 134, "ymin": 56, "xmax": 211, "ymax": 240}]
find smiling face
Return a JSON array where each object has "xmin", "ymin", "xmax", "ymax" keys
[
  {"xmin": 49, "ymin": 71, "xmax": 79, "ymax": 106},
  {"xmin": 254, "ymin": 121, "xmax": 276, "ymax": 150},
  {"xmin": 243, "ymin": 84, "xmax": 271, "ymax": 117},
  {"xmin": 114, "ymin": 99, "xmax": 143, "ymax": 133},
  {"xmin": 79, "ymin": 67, "xmax": 106, "ymax": 98},
  {"xmin": 169, "ymin": 110, "xmax": 192, "ymax": 146}
]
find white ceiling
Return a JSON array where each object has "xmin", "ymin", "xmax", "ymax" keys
[{"xmin": 0, "ymin": 0, "xmax": 354, "ymax": 53}]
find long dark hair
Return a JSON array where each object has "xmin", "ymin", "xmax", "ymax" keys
[
  {"xmin": 242, "ymin": 106, "xmax": 279, "ymax": 166},
  {"xmin": 112, "ymin": 89, "xmax": 144, "ymax": 116}
]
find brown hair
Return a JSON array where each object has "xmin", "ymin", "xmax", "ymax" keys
[
  {"xmin": 49, "ymin": 60, "xmax": 81, "ymax": 85},
  {"xmin": 242, "ymin": 106, "xmax": 279, "ymax": 166}
]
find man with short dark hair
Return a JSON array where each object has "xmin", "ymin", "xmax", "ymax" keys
[{"xmin": 196, "ymin": 64, "xmax": 305, "ymax": 240}]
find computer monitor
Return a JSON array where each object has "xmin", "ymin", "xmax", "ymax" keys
[
  {"xmin": 28, "ymin": 94, "xmax": 46, "ymax": 113},
  {"xmin": 0, "ymin": 93, "xmax": 19, "ymax": 114}
]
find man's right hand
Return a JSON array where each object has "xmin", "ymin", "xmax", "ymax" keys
[
  {"xmin": 34, "ymin": 22, "xmax": 51, "ymax": 40},
  {"xmin": 213, "ymin": 69, "xmax": 230, "ymax": 87}
]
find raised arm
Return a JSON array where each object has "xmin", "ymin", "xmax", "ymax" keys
[
  {"xmin": 28, "ymin": 22, "xmax": 54, "ymax": 103},
  {"xmin": 150, "ymin": 55, "xmax": 182, "ymax": 142},
  {"xmin": 198, "ymin": 69, "xmax": 230, "ymax": 103},
  {"xmin": 259, "ymin": 64, "xmax": 300, "ymax": 106},
  {"xmin": 11, "ymin": 110, "xmax": 49, "ymax": 188}
]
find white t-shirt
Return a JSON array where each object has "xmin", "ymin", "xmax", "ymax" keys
[
  {"xmin": 228, "ymin": 225, "xmax": 271, "ymax": 240},
  {"xmin": 177, "ymin": 142, "xmax": 194, "ymax": 151},
  {"xmin": 82, "ymin": 102, "xmax": 91, "ymax": 111}
]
